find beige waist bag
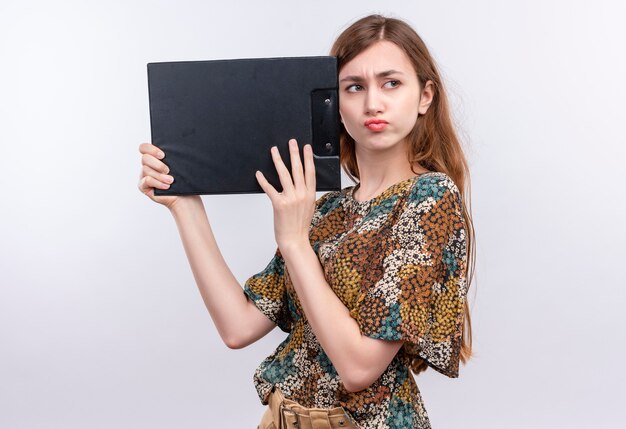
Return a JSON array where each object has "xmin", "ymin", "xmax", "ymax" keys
[{"xmin": 258, "ymin": 386, "xmax": 358, "ymax": 429}]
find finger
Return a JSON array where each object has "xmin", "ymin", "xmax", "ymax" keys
[
  {"xmin": 141, "ymin": 153, "xmax": 170, "ymax": 174},
  {"xmin": 255, "ymin": 170, "xmax": 280, "ymax": 200},
  {"xmin": 270, "ymin": 146, "xmax": 294, "ymax": 194},
  {"xmin": 139, "ymin": 143, "xmax": 165, "ymax": 160},
  {"xmin": 303, "ymin": 144, "xmax": 316, "ymax": 191},
  {"xmin": 288, "ymin": 139, "xmax": 305, "ymax": 189},
  {"xmin": 141, "ymin": 165, "xmax": 174, "ymax": 186},
  {"xmin": 139, "ymin": 175, "xmax": 170, "ymax": 193}
]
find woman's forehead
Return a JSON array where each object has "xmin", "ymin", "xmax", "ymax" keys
[{"xmin": 339, "ymin": 41, "xmax": 416, "ymax": 78}]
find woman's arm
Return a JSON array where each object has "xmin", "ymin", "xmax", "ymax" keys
[
  {"xmin": 138, "ymin": 142, "xmax": 275, "ymax": 348},
  {"xmin": 255, "ymin": 140, "xmax": 404, "ymax": 392},
  {"xmin": 281, "ymin": 241, "xmax": 404, "ymax": 393},
  {"xmin": 169, "ymin": 197, "xmax": 277, "ymax": 349}
]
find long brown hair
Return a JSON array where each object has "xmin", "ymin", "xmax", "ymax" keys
[{"xmin": 331, "ymin": 14, "xmax": 476, "ymax": 376}]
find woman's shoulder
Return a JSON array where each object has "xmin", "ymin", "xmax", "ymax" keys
[
  {"xmin": 312, "ymin": 188, "xmax": 347, "ymax": 217},
  {"xmin": 310, "ymin": 190, "xmax": 345, "ymax": 228},
  {"xmin": 406, "ymin": 171, "xmax": 462, "ymax": 205},
  {"xmin": 314, "ymin": 189, "xmax": 345, "ymax": 209},
  {"xmin": 412, "ymin": 171, "xmax": 459, "ymax": 191}
]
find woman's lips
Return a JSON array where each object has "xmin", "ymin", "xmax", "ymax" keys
[{"xmin": 364, "ymin": 119, "xmax": 388, "ymax": 132}]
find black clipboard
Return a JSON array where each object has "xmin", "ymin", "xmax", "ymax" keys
[{"xmin": 147, "ymin": 56, "xmax": 341, "ymax": 196}]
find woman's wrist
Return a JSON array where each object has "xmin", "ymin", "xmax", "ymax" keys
[
  {"xmin": 168, "ymin": 195, "xmax": 204, "ymax": 216},
  {"xmin": 279, "ymin": 237, "xmax": 313, "ymax": 262}
]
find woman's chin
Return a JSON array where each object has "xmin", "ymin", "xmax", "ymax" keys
[{"xmin": 355, "ymin": 134, "xmax": 405, "ymax": 152}]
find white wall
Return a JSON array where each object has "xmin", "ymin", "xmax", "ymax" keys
[{"xmin": 1, "ymin": 0, "xmax": 624, "ymax": 428}]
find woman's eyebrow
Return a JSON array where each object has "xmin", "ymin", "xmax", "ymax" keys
[{"xmin": 339, "ymin": 69, "xmax": 404, "ymax": 83}]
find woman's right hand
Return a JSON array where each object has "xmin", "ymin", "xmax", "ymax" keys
[{"xmin": 138, "ymin": 142, "xmax": 199, "ymax": 210}]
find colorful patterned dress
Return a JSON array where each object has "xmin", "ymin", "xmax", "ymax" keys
[{"xmin": 243, "ymin": 172, "xmax": 468, "ymax": 429}]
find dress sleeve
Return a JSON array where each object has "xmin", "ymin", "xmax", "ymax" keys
[
  {"xmin": 243, "ymin": 248, "xmax": 293, "ymax": 333},
  {"xmin": 349, "ymin": 178, "xmax": 468, "ymax": 377}
]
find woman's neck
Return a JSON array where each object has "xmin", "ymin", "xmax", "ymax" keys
[{"xmin": 353, "ymin": 143, "xmax": 429, "ymax": 202}]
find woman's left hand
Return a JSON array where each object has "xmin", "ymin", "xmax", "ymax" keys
[{"xmin": 256, "ymin": 139, "xmax": 317, "ymax": 253}]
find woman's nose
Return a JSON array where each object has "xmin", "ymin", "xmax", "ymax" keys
[{"xmin": 364, "ymin": 88, "xmax": 384, "ymax": 115}]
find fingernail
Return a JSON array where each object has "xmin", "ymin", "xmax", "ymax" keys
[
  {"xmin": 165, "ymin": 176, "xmax": 173, "ymax": 183},
  {"xmin": 158, "ymin": 152, "xmax": 165, "ymax": 158}
]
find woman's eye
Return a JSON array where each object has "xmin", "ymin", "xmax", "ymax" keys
[
  {"xmin": 383, "ymin": 80, "xmax": 400, "ymax": 89},
  {"xmin": 346, "ymin": 84, "xmax": 363, "ymax": 93}
]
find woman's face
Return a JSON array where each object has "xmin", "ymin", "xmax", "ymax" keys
[{"xmin": 338, "ymin": 40, "xmax": 432, "ymax": 154}]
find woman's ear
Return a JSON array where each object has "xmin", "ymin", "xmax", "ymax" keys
[{"xmin": 418, "ymin": 80, "xmax": 435, "ymax": 115}]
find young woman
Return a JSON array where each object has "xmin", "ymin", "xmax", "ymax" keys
[{"xmin": 138, "ymin": 14, "xmax": 475, "ymax": 429}]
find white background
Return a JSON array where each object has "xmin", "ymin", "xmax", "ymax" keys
[{"xmin": 1, "ymin": 1, "xmax": 625, "ymax": 428}]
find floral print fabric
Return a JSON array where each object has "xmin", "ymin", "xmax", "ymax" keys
[{"xmin": 243, "ymin": 172, "xmax": 468, "ymax": 429}]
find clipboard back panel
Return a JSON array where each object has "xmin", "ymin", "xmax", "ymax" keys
[{"xmin": 148, "ymin": 56, "xmax": 341, "ymax": 195}]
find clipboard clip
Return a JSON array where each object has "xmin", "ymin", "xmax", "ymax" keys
[{"xmin": 310, "ymin": 88, "xmax": 340, "ymax": 158}]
